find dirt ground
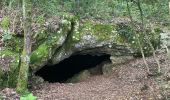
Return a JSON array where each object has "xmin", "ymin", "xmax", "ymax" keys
[{"xmin": 1, "ymin": 53, "xmax": 170, "ymax": 100}]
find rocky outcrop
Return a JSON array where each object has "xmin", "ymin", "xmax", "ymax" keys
[{"xmin": 0, "ymin": 14, "xmax": 160, "ymax": 87}]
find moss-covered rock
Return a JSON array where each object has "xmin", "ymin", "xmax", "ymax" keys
[
  {"xmin": 0, "ymin": 14, "xmax": 161, "ymax": 88},
  {"xmin": 30, "ymin": 15, "xmax": 73, "ymax": 71},
  {"xmin": 52, "ymin": 20, "xmax": 133, "ymax": 64}
]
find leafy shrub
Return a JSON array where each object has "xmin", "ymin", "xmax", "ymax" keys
[
  {"xmin": 0, "ymin": 16, "xmax": 10, "ymax": 30},
  {"xmin": 0, "ymin": 16, "xmax": 13, "ymax": 41},
  {"xmin": 20, "ymin": 93, "xmax": 37, "ymax": 100},
  {"xmin": 2, "ymin": 30, "xmax": 12, "ymax": 41},
  {"xmin": 3, "ymin": 0, "xmax": 169, "ymax": 23},
  {"xmin": 31, "ymin": 0, "xmax": 169, "ymax": 23},
  {"xmin": 35, "ymin": 15, "xmax": 45, "ymax": 24}
]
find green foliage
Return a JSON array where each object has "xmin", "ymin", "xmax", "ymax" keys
[
  {"xmin": 116, "ymin": 23, "xmax": 134, "ymax": 42},
  {"xmin": 1, "ymin": 16, "xmax": 13, "ymax": 42},
  {"xmin": 116, "ymin": 23, "xmax": 160, "ymax": 56},
  {"xmin": 93, "ymin": 24, "xmax": 113, "ymax": 40},
  {"xmin": 20, "ymin": 93, "xmax": 37, "ymax": 100},
  {"xmin": 30, "ymin": 0, "xmax": 169, "ymax": 23},
  {"xmin": 110, "ymin": 0, "xmax": 128, "ymax": 17},
  {"xmin": 32, "ymin": 0, "xmax": 61, "ymax": 16},
  {"xmin": 2, "ymin": 30, "xmax": 13, "ymax": 41},
  {"xmin": 79, "ymin": 21, "xmax": 115, "ymax": 41},
  {"xmin": 0, "ymin": 95, "xmax": 2, "ymax": 100},
  {"xmin": 0, "ymin": 49, "xmax": 20, "ymax": 88},
  {"xmin": 133, "ymin": 0, "xmax": 169, "ymax": 22},
  {"xmin": 2, "ymin": 0, "xmax": 169, "ymax": 23},
  {"xmin": 1, "ymin": 16, "xmax": 10, "ymax": 30},
  {"xmin": 35, "ymin": 15, "xmax": 45, "ymax": 24}
]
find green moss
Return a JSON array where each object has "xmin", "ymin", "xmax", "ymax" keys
[
  {"xmin": 73, "ymin": 20, "xmax": 131, "ymax": 49},
  {"xmin": 30, "ymin": 16, "xmax": 73, "ymax": 68},
  {"xmin": 30, "ymin": 43, "xmax": 50, "ymax": 66},
  {"xmin": 79, "ymin": 21, "xmax": 117, "ymax": 41},
  {"xmin": 32, "ymin": 30, "xmax": 47, "ymax": 50},
  {"xmin": 94, "ymin": 24, "xmax": 113, "ymax": 33},
  {"xmin": 72, "ymin": 19, "xmax": 80, "ymax": 42},
  {"xmin": 93, "ymin": 24, "xmax": 113, "ymax": 41},
  {"xmin": 30, "ymin": 14, "xmax": 74, "ymax": 52},
  {"xmin": 16, "ymin": 59, "xmax": 29, "ymax": 93}
]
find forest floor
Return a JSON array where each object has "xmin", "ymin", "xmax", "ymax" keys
[{"xmin": 1, "ymin": 53, "xmax": 170, "ymax": 100}]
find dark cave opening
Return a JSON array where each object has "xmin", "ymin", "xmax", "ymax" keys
[{"xmin": 35, "ymin": 53, "xmax": 111, "ymax": 83}]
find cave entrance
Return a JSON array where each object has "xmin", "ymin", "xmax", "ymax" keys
[{"xmin": 35, "ymin": 53, "xmax": 111, "ymax": 83}]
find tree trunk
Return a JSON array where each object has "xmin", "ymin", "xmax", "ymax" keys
[
  {"xmin": 137, "ymin": 0, "xmax": 161, "ymax": 73},
  {"xmin": 16, "ymin": 0, "xmax": 32, "ymax": 93},
  {"xmin": 126, "ymin": 0, "xmax": 150, "ymax": 73},
  {"xmin": 0, "ymin": 0, "xmax": 2, "ymax": 9},
  {"xmin": 169, "ymin": 2, "xmax": 170, "ymax": 15}
]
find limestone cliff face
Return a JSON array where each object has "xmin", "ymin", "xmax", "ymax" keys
[{"xmin": 0, "ymin": 14, "xmax": 160, "ymax": 87}]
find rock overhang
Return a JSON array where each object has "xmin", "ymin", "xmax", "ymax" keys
[{"xmin": 0, "ymin": 14, "xmax": 161, "ymax": 87}]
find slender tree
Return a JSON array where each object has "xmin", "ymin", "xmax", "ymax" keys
[
  {"xmin": 0, "ymin": 0, "xmax": 2, "ymax": 9},
  {"xmin": 136, "ymin": 0, "xmax": 161, "ymax": 73},
  {"xmin": 126, "ymin": 0, "xmax": 161, "ymax": 74},
  {"xmin": 169, "ymin": 1, "xmax": 170, "ymax": 15},
  {"xmin": 125, "ymin": 0, "xmax": 150, "ymax": 73},
  {"xmin": 16, "ymin": 0, "xmax": 32, "ymax": 93}
]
